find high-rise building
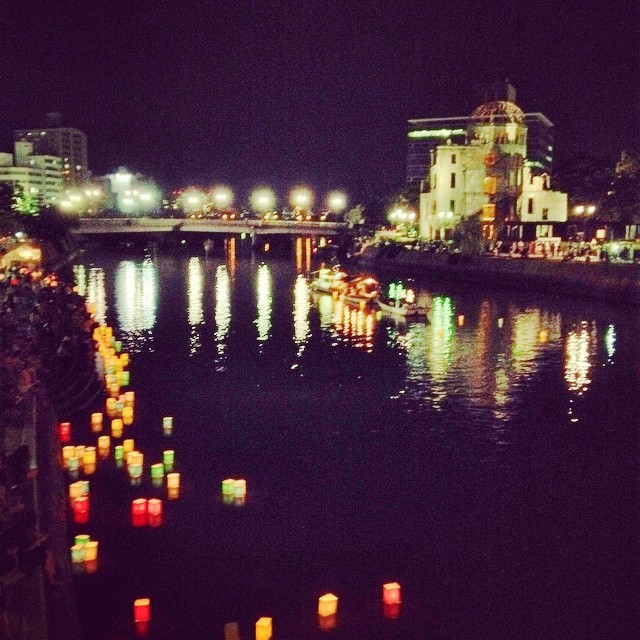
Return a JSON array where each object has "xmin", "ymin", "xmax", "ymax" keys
[
  {"xmin": 14, "ymin": 126, "xmax": 88, "ymax": 185},
  {"xmin": 0, "ymin": 141, "xmax": 63, "ymax": 207}
]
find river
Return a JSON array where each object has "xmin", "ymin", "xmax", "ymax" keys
[{"xmin": 66, "ymin": 244, "xmax": 640, "ymax": 640}]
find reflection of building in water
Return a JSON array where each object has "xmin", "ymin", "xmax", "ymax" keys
[
  {"xmin": 564, "ymin": 322, "xmax": 596, "ymax": 394},
  {"xmin": 87, "ymin": 267, "xmax": 107, "ymax": 326},
  {"xmin": 332, "ymin": 299, "xmax": 375, "ymax": 351},
  {"xmin": 115, "ymin": 259, "xmax": 158, "ymax": 353},
  {"xmin": 214, "ymin": 265, "xmax": 231, "ymax": 363},
  {"xmin": 73, "ymin": 265, "xmax": 87, "ymax": 297},
  {"xmin": 225, "ymin": 237, "xmax": 236, "ymax": 275},
  {"xmin": 293, "ymin": 275, "xmax": 310, "ymax": 353},
  {"xmin": 604, "ymin": 324, "xmax": 616, "ymax": 361},
  {"xmin": 255, "ymin": 264, "xmax": 272, "ymax": 342},
  {"xmin": 295, "ymin": 237, "xmax": 312, "ymax": 273},
  {"xmin": 316, "ymin": 293, "xmax": 334, "ymax": 330},
  {"xmin": 187, "ymin": 257, "xmax": 204, "ymax": 355}
]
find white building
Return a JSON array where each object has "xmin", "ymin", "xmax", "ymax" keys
[
  {"xmin": 0, "ymin": 141, "xmax": 63, "ymax": 207},
  {"xmin": 419, "ymin": 101, "xmax": 567, "ymax": 241}
]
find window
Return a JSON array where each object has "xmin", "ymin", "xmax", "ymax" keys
[
  {"xmin": 527, "ymin": 198, "xmax": 533, "ymax": 214},
  {"xmin": 542, "ymin": 208, "xmax": 549, "ymax": 221},
  {"xmin": 450, "ymin": 200, "xmax": 455, "ymax": 213},
  {"xmin": 451, "ymin": 154, "xmax": 457, "ymax": 165},
  {"xmin": 450, "ymin": 173, "xmax": 456, "ymax": 188}
]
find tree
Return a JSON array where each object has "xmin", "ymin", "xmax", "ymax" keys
[
  {"xmin": 345, "ymin": 205, "xmax": 364, "ymax": 227},
  {"xmin": 452, "ymin": 213, "xmax": 484, "ymax": 255},
  {"xmin": 602, "ymin": 150, "xmax": 640, "ymax": 223}
]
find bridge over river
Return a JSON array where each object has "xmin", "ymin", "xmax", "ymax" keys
[{"xmin": 73, "ymin": 217, "xmax": 348, "ymax": 238}]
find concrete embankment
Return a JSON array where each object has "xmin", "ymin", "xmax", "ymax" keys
[{"xmin": 356, "ymin": 246, "xmax": 640, "ymax": 305}]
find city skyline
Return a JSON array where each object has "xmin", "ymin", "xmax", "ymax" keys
[{"xmin": 1, "ymin": 1, "xmax": 637, "ymax": 200}]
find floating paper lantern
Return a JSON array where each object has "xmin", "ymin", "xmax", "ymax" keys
[
  {"xmin": 62, "ymin": 446, "xmax": 75, "ymax": 467},
  {"xmin": 124, "ymin": 391, "xmax": 135, "ymax": 407},
  {"xmin": 233, "ymin": 479, "xmax": 246, "ymax": 498},
  {"xmin": 132, "ymin": 499, "xmax": 148, "ymax": 526},
  {"xmin": 122, "ymin": 406, "xmax": 134, "ymax": 426},
  {"xmin": 134, "ymin": 598, "xmax": 150, "ymax": 622},
  {"xmin": 255, "ymin": 617, "xmax": 272, "ymax": 640},
  {"xmin": 71, "ymin": 544, "xmax": 85, "ymax": 563},
  {"xmin": 128, "ymin": 451, "xmax": 143, "ymax": 466},
  {"xmin": 74, "ymin": 534, "xmax": 90, "ymax": 546},
  {"xmin": 114, "ymin": 359, "xmax": 123, "ymax": 374},
  {"xmin": 110, "ymin": 384, "xmax": 120, "ymax": 399},
  {"xmin": 458, "ymin": 314, "xmax": 465, "ymax": 326},
  {"xmin": 59, "ymin": 422, "xmax": 71, "ymax": 443},
  {"xmin": 98, "ymin": 435, "xmax": 110, "ymax": 450},
  {"xmin": 83, "ymin": 447, "xmax": 96, "ymax": 466},
  {"xmin": 114, "ymin": 340, "xmax": 122, "ymax": 353},
  {"xmin": 120, "ymin": 371, "xmax": 130, "ymax": 387},
  {"xmin": 121, "ymin": 353, "xmax": 129, "ymax": 367},
  {"xmin": 151, "ymin": 464, "xmax": 164, "ymax": 480},
  {"xmin": 318, "ymin": 593, "xmax": 338, "ymax": 617},
  {"xmin": 147, "ymin": 498, "xmax": 162, "ymax": 516},
  {"xmin": 498, "ymin": 317, "xmax": 504, "ymax": 328},
  {"xmin": 84, "ymin": 540, "xmax": 98, "ymax": 561},
  {"xmin": 222, "ymin": 478, "xmax": 235, "ymax": 495},
  {"xmin": 106, "ymin": 397, "xmax": 117, "ymax": 416},
  {"xmin": 68, "ymin": 456, "xmax": 80, "ymax": 473},
  {"xmin": 162, "ymin": 450, "xmax": 174, "ymax": 468},
  {"xmin": 123, "ymin": 439, "xmax": 135, "ymax": 455},
  {"xmin": 382, "ymin": 582, "xmax": 401, "ymax": 605},
  {"xmin": 115, "ymin": 399, "xmax": 125, "ymax": 414},
  {"xmin": 162, "ymin": 416, "xmax": 173, "ymax": 431},
  {"xmin": 73, "ymin": 496, "xmax": 89, "ymax": 524},
  {"xmin": 91, "ymin": 413, "xmax": 103, "ymax": 433},
  {"xmin": 167, "ymin": 473, "xmax": 180, "ymax": 489},
  {"xmin": 114, "ymin": 445, "xmax": 124, "ymax": 460},
  {"xmin": 80, "ymin": 480, "xmax": 90, "ymax": 496},
  {"xmin": 539, "ymin": 330, "xmax": 548, "ymax": 343},
  {"xmin": 69, "ymin": 482, "xmax": 83, "ymax": 502},
  {"xmin": 112, "ymin": 419, "xmax": 123, "ymax": 438},
  {"xmin": 74, "ymin": 445, "xmax": 86, "ymax": 460},
  {"xmin": 105, "ymin": 373, "xmax": 117, "ymax": 387},
  {"xmin": 83, "ymin": 463, "xmax": 96, "ymax": 476}
]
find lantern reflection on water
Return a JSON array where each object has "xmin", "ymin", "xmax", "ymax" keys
[
  {"xmin": 383, "ymin": 602, "xmax": 400, "ymax": 619},
  {"xmin": 255, "ymin": 617, "xmax": 272, "ymax": 640},
  {"xmin": 318, "ymin": 613, "xmax": 337, "ymax": 631}
]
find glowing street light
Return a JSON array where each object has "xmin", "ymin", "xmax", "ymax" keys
[
  {"xmin": 327, "ymin": 191, "xmax": 347, "ymax": 212},
  {"xmin": 251, "ymin": 188, "xmax": 276, "ymax": 214},
  {"xmin": 211, "ymin": 186, "xmax": 233, "ymax": 210},
  {"xmin": 181, "ymin": 188, "xmax": 206, "ymax": 214},
  {"xmin": 290, "ymin": 187, "xmax": 313, "ymax": 209}
]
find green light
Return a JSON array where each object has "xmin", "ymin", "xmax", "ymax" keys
[{"xmin": 408, "ymin": 128, "xmax": 466, "ymax": 139}]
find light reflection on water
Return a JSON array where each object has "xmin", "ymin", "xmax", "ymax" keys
[
  {"xmin": 86, "ymin": 267, "xmax": 107, "ymax": 326},
  {"xmin": 255, "ymin": 263, "xmax": 272, "ymax": 343},
  {"xmin": 293, "ymin": 274, "xmax": 310, "ymax": 356},
  {"xmin": 214, "ymin": 265, "xmax": 231, "ymax": 367},
  {"xmin": 114, "ymin": 259, "xmax": 158, "ymax": 352},
  {"xmin": 187, "ymin": 257, "xmax": 204, "ymax": 355}
]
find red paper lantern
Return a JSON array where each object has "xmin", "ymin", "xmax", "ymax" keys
[
  {"xmin": 134, "ymin": 598, "xmax": 150, "ymax": 622},
  {"xmin": 382, "ymin": 582, "xmax": 401, "ymax": 605},
  {"xmin": 59, "ymin": 422, "xmax": 71, "ymax": 443},
  {"xmin": 73, "ymin": 496, "xmax": 89, "ymax": 524},
  {"xmin": 131, "ymin": 499, "xmax": 148, "ymax": 526}
]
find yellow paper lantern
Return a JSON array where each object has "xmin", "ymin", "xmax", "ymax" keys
[
  {"xmin": 255, "ymin": 617, "xmax": 272, "ymax": 640},
  {"xmin": 106, "ymin": 397, "xmax": 117, "ymax": 416},
  {"xmin": 83, "ymin": 447, "xmax": 96, "ymax": 466},
  {"xmin": 122, "ymin": 406, "xmax": 134, "ymax": 426},
  {"xmin": 167, "ymin": 472, "xmax": 180, "ymax": 489},
  {"xmin": 91, "ymin": 412, "xmax": 103, "ymax": 433},
  {"xmin": 68, "ymin": 482, "xmax": 83, "ymax": 501},
  {"xmin": 120, "ymin": 353, "xmax": 129, "ymax": 367},
  {"xmin": 123, "ymin": 439, "xmax": 135, "ymax": 455},
  {"xmin": 318, "ymin": 593, "xmax": 338, "ymax": 617},
  {"xmin": 84, "ymin": 540, "xmax": 99, "ymax": 561},
  {"xmin": 111, "ymin": 419, "xmax": 123, "ymax": 438},
  {"xmin": 62, "ymin": 446, "xmax": 75, "ymax": 467},
  {"xmin": 124, "ymin": 391, "xmax": 135, "ymax": 407},
  {"xmin": 98, "ymin": 435, "xmax": 110, "ymax": 450},
  {"xmin": 74, "ymin": 445, "xmax": 86, "ymax": 460},
  {"xmin": 233, "ymin": 479, "xmax": 246, "ymax": 498}
]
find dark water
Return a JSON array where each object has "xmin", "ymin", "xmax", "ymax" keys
[{"xmin": 68, "ymin": 246, "xmax": 640, "ymax": 640}]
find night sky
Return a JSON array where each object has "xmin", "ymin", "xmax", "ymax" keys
[{"xmin": 1, "ymin": 1, "xmax": 638, "ymax": 200}]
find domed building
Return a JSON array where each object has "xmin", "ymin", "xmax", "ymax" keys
[{"xmin": 419, "ymin": 99, "xmax": 567, "ymax": 243}]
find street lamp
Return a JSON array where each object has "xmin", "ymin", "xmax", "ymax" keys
[
  {"xmin": 251, "ymin": 188, "xmax": 276, "ymax": 218},
  {"xmin": 211, "ymin": 186, "xmax": 233, "ymax": 210},
  {"xmin": 290, "ymin": 187, "xmax": 313, "ymax": 220},
  {"xmin": 327, "ymin": 191, "xmax": 347, "ymax": 213}
]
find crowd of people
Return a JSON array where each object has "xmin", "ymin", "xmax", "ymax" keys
[{"xmin": 0, "ymin": 266, "xmax": 96, "ymax": 595}]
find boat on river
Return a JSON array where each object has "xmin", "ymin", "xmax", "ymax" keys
[
  {"xmin": 376, "ymin": 283, "xmax": 430, "ymax": 319},
  {"xmin": 310, "ymin": 266, "xmax": 349, "ymax": 294},
  {"xmin": 340, "ymin": 275, "xmax": 380, "ymax": 307}
]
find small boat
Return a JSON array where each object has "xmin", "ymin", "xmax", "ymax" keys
[
  {"xmin": 376, "ymin": 285, "xmax": 430, "ymax": 319},
  {"xmin": 340, "ymin": 275, "xmax": 379, "ymax": 307},
  {"xmin": 310, "ymin": 266, "xmax": 349, "ymax": 294}
]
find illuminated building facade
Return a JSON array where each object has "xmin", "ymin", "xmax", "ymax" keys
[
  {"xmin": 14, "ymin": 127, "xmax": 88, "ymax": 185},
  {"xmin": 419, "ymin": 101, "xmax": 567, "ymax": 241},
  {"xmin": 407, "ymin": 113, "xmax": 553, "ymax": 186},
  {"xmin": 0, "ymin": 141, "xmax": 62, "ymax": 207}
]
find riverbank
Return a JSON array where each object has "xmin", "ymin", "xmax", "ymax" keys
[
  {"xmin": 0, "ymin": 271, "xmax": 95, "ymax": 639},
  {"xmin": 355, "ymin": 245, "xmax": 640, "ymax": 305}
]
